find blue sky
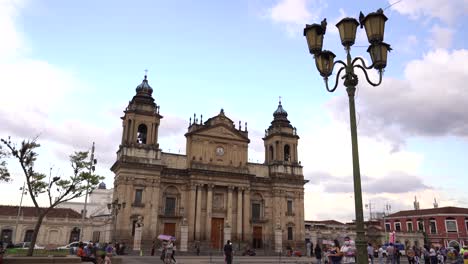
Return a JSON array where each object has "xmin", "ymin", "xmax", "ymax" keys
[{"xmin": 1, "ymin": 0, "xmax": 467, "ymax": 222}]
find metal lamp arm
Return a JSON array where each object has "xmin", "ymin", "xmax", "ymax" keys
[
  {"xmin": 324, "ymin": 66, "xmax": 345, "ymax": 92},
  {"xmin": 354, "ymin": 65, "xmax": 383, "ymax": 87},
  {"xmin": 352, "ymin": 57, "xmax": 374, "ymax": 70}
]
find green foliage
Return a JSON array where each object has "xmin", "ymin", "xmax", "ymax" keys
[
  {"xmin": 5, "ymin": 248, "xmax": 69, "ymax": 256},
  {"xmin": 0, "ymin": 144, "xmax": 10, "ymax": 182},
  {"xmin": 0, "ymin": 137, "xmax": 104, "ymax": 205}
]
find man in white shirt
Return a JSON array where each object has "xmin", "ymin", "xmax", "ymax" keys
[
  {"xmin": 341, "ymin": 237, "xmax": 356, "ymax": 264},
  {"xmin": 368, "ymin": 243, "xmax": 375, "ymax": 264}
]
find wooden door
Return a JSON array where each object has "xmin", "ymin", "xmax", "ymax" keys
[
  {"xmin": 164, "ymin": 223, "xmax": 176, "ymax": 237},
  {"xmin": 211, "ymin": 218, "xmax": 224, "ymax": 249},
  {"xmin": 253, "ymin": 226, "xmax": 262, "ymax": 248}
]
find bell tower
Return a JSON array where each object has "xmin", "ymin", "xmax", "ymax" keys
[
  {"xmin": 120, "ymin": 74, "xmax": 162, "ymax": 150},
  {"xmin": 263, "ymin": 99, "xmax": 299, "ymax": 164}
]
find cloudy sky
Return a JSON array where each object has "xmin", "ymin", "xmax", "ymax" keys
[{"xmin": 1, "ymin": 0, "xmax": 467, "ymax": 222}]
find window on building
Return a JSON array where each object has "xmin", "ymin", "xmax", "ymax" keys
[
  {"xmin": 269, "ymin": 146, "xmax": 274, "ymax": 161},
  {"xmin": 465, "ymin": 220, "xmax": 468, "ymax": 232},
  {"xmin": 134, "ymin": 189, "xmax": 143, "ymax": 205},
  {"xmin": 446, "ymin": 219, "xmax": 458, "ymax": 232},
  {"xmin": 23, "ymin": 230, "xmax": 34, "ymax": 242},
  {"xmin": 69, "ymin": 227, "xmax": 80, "ymax": 243},
  {"xmin": 165, "ymin": 197, "xmax": 176, "ymax": 216},
  {"xmin": 132, "ymin": 220, "xmax": 137, "ymax": 236},
  {"xmin": 287, "ymin": 227, "xmax": 293, "ymax": 240},
  {"xmin": 284, "ymin": 145, "xmax": 290, "ymax": 161},
  {"xmin": 429, "ymin": 220, "xmax": 437, "ymax": 234},
  {"xmin": 407, "ymin": 222, "xmax": 413, "ymax": 232},
  {"xmin": 252, "ymin": 203, "xmax": 261, "ymax": 220},
  {"xmin": 395, "ymin": 222, "xmax": 401, "ymax": 231},
  {"xmin": 136, "ymin": 124, "xmax": 148, "ymax": 144},
  {"xmin": 417, "ymin": 220, "xmax": 424, "ymax": 231},
  {"xmin": 385, "ymin": 223, "xmax": 391, "ymax": 232},
  {"xmin": 287, "ymin": 200, "xmax": 293, "ymax": 215},
  {"xmin": 92, "ymin": 231, "xmax": 100, "ymax": 242}
]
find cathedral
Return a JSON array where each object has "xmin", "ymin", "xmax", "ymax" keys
[{"xmin": 111, "ymin": 75, "xmax": 307, "ymax": 252}]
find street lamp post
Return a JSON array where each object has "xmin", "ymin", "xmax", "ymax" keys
[
  {"xmin": 303, "ymin": 9, "xmax": 391, "ymax": 264},
  {"xmin": 107, "ymin": 199, "xmax": 126, "ymax": 242}
]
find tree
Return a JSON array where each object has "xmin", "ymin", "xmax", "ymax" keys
[
  {"xmin": 0, "ymin": 137, "xmax": 103, "ymax": 256},
  {"xmin": 0, "ymin": 144, "xmax": 10, "ymax": 182}
]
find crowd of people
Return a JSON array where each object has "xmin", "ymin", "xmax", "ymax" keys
[{"xmin": 75, "ymin": 241, "xmax": 126, "ymax": 264}]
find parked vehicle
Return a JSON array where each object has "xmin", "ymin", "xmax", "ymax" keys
[
  {"xmin": 13, "ymin": 242, "xmax": 45, "ymax": 249},
  {"xmin": 57, "ymin": 241, "xmax": 89, "ymax": 253}
]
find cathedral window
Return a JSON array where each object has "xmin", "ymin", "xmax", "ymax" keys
[
  {"xmin": 23, "ymin": 230, "xmax": 34, "ymax": 242},
  {"xmin": 137, "ymin": 124, "xmax": 148, "ymax": 144},
  {"xmin": 284, "ymin": 145, "xmax": 290, "ymax": 161},
  {"xmin": 287, "ymin": 227, "xmax": 293, "ymax": 240},
  {"xmin": 269, "ymin": 146, "xmax": 274, "ymax": 161},
  {"xmin": 287, "ymin": 200, "xmax": 293, "ymax": 216},
  {"xmin": 165, "ymin": 197, "xmax": 176, "ymax": 216},
  {"xmin": 133, "ymin": 189, "xmax": 143, "ymax": 206},
  {"xmin": 251, "ymin": 193, "xmax": 264, "ymax": 221}
]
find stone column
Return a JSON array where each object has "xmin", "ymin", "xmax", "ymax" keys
[
  {"xmin": 227, "ymin": 186, "xmax": 233, "ymax": 227},
  {"xmin": 195, "ymin": 184, "xmax": 203, "ymax": 241},
  {"xmin": 237, "ymin": 187, "xmax": 243, "ymax": 240},
  {"xmin": 224, "ymin": 223, "xmax": 232, "ymax": 245},
  {"xmin": 180, "ymin": 219, "xmax": 189, "ymax": 252},
  {"xmin": 206, "ymin": 184, "xmax": 213, "ymax": 241},
  {"xmin": 133, "ymin": 216, "xmax": 144, "ymax": 251},
  {"xmin": 188, "ymin": 184, "xmax": 197, "ymax": 240},
  {"xmin": 149, "ymin": 182, "xmax": 160, "ymax": 240},
  {"xmin": 243, "ymin": 187, "xmax": 251, "ymax": 242}
]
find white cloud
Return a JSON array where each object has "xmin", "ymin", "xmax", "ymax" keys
[
  {"xmin": 388, "ymin": 0, "xmax": 468, "ymax": 24},
  {"xmin": 427, "ymin": 24, "xmax": 454, "ymax": 49},
  {"xmin": 327, "ymin": 49, "xmax": 468, "ymax": 148},
  {"xmin": 266, "ymin": 0, "xmax": 325, "ymax": 36}
]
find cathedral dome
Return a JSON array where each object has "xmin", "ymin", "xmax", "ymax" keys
[
  {"xmin": 135, "ymin": 75, "xmax": 153, "ymax": 96},
  {"xmin": 273, "ymin": 101, "xmax": 288, "ymax": 118},
  {"xmin": 98, "ymin": 182, "xmax": 107, "ymax": 189}
]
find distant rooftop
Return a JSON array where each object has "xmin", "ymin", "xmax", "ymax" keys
[
  {"xmin": 0, "ymin": 205, "xmax": 82, "ymax": 219},
  {"xmin": 386, "ymin": 206, "xmax": 468, "ymax": 218}
]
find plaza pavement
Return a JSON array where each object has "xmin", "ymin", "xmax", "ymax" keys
[{"xmin": 116, "ymin": 255, "xmax": 412, "ymax": 264}]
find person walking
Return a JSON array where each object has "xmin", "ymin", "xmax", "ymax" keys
[
  {"xmin": 378, "ymin": 245, "xmax": 385, "ymax": 264},
  {"xmin": 307, "ymin": 240, "xmax": 312, "ymax": 257},
  {"xmin": 368, "ymin": 243, "xmax": 375, "ymax": 264},
  {"xmin": 329, "ymin": 239, "xmax": 343, "ymax": 264},
  {"xmin": 223, "ymin": 240, "xmax": 233, "ymax": 264},
  {"xmin": 315, "ymin": 244, "xmax": 323, "ymax": 264},
  {"xmin": 341, "ymin": 238, "xmax": 356, "ymax": 264},
  {"xmin": 386, "ymin": 243, "xmax": 396, "ymax": 264}
]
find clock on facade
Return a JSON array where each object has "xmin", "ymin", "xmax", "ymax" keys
[{"xmin": 215, "ymin": 147, "xmax": 225, "ymax": 156}]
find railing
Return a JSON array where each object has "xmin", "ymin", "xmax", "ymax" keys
[{"xmin": 158, "ymin": 208, "xmax": 183, "ymax": 218}]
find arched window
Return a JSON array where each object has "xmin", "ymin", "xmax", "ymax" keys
[
  {"xmin": 269, "ymin": 146, "xmax": 274, "ymax": 161},
  {"xmin": 163, "ymin": 186, "xmax": 180, "ymax": 217},
  {"xmin": 69, "ymin": 227, "xmax": 80, "ymax": 243},
  {"xmin": 284, "ymin": 145, "xmax": 290, "ymax": 161},
  {"xmin": 1, "ymin": 229, "xmax": 12, "ymax": 243},
  {"xmin": 24, "ymin": 230, "xmax": 34, "ymax": 242},
  {"xmin": 136, "ymin": 124, "xmax": 148, "ymax": 144}
]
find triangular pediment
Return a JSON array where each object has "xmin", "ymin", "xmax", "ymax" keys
[{"xmin": 196, "ymin": 125, "xmax": 248, "ymax": 142}]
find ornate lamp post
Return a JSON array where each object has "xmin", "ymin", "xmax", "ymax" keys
[
  {"xmin": 107, "ymin": 199, "xmax": 126, "ymax": 242},
  {"xmin": 304, "ymin": 9, "xmax": 391, "ymax": 264}
]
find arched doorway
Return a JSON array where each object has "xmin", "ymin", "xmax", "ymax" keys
[
  {"xmin": 24, "ymin": 230, "xmax": 34, "ymax": 242},
  {"xmin": 69, "ymin": 227, "xmax": 80, "ymax": 243},
  {"xmin": 1, "ymin": 229, "xmax": 13, "ymax": 243},
  {"xmin": 448, "ymin": 240, "xmax": 460, "ymax": 248}
]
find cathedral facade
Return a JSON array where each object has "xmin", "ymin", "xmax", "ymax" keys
[{"xmin": 111, "ymin": 75, "xmax": 307, "ymax": 251}]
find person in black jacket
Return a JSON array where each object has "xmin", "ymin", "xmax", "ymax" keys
[
  {"xmin": 224, "ymin": 240, "xmax": 233, "ymax": 264},
  {"xmin": 315, "ymin": 244, "xmax": 323, "ymax": 264}
]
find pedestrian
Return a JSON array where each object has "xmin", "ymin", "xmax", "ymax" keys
[
  {"xmin": 407, "ymin": 246, "xmax": 416, "ymax": 264},
  {"xmin": 307, "ymin": 240, "xmax": 312, "ymax": 257},
  {"xmin": 0, "ymin": 242, "xmax": 4, "ymax": 264},
  {"xmin": 395, "ymin": 246, "xmax": 401, "ymax": 264},
  {"xmin": 223, "ymin": 240, "xmax": 233, "ymax": 264},
  {"xmin": 430, "ymin": 247, "xmax": 437, "ymax": 264},
  {"xmin": 151, "ymin": 239, "xmax": 156, "ymax": 256},
  {"xmin": 386, "ymin": 243, "xmax": 395, "ymax": 264},
  {"xmin": 378, "ymin": 244, "xmax": 385, "ymax": 264},
  {"xmin": 315, "ymin": 244, "xmax": 323, "ymax": 264},
  {"xmin": 329, "ymin": 239, "xmax": 343, "ymax": 264},
  {"xmin": 368, "ymin": 243, "xmax": 375, "ymax": 264},
  {"xmin": 341, "ymin": 237, "xmax": 356, "ymax": 264}
]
